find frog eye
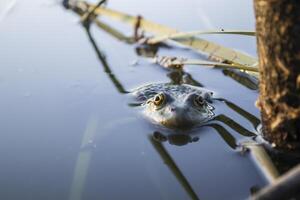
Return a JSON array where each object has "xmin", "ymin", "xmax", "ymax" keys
[
  {"xmin": 194, "ymin": 95, "xmax": 205, "ymax": 107},
  {"xmin": 153, "ymin": 93, "xmax": 165, "ymax": 106}
]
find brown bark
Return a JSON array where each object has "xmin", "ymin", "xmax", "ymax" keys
[{"xmin": 254, "ymin": 0, "xmax": 300, "ymax": 150}]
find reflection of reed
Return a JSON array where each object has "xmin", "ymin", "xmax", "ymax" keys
[
  {"xmin": 202, "ymin": 98, "xmax": 260, "ymax": 149},
  {"xmin": 213, "ymin": 98, "xmax": 261, "ymax": 129},
  {"xmin": 222, "ymin": 69, "xmax": 259, "ymax": 90},
  {"xmin": 221, "ymin": 99, "xmax": 261, "ymax": 128},
  {"xmin": 203, "ymin": 123, "xmax": 237, "ymax": 149},
  {"xmin": 214, "ymin": 114, "xmax": 256, "ymax": 137},
  {"xmin": 149, "ymin": 135, "xmax": 200, "ymax": 200},
  {"xmin": 85, "ymin": 27, "xmax": 128, "ymax": 93},
  {"xmin": 92, "ymin": 20, "xmax": 134, "ymax": 43},
  {"xmin": 65, "ymin": 0, "xmax": 130, "ymax": 94}
]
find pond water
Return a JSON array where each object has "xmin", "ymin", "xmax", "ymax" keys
[{"xmin": 0, "ymin": 0, "xmax": 267, "ymax": 199}]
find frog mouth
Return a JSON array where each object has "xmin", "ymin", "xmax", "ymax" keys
[{"xmin": 159, "ymin": 111, "xmax": 211, "ymax": 129}]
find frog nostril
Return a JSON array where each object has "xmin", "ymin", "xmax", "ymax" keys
[{"xmin": 170, "ymin": 107, "xmax": 176, "ymax": 112}]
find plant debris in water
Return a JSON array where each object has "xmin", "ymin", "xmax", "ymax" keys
[
  {"xmin": 65, "ymin": 0, "xmax": 259, "ymax": 72},
  {"xmin": 153, "ymin": 56, "xmax": 259, "ymax": 73}
]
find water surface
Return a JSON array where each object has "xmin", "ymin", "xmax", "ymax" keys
[{"xmin": 0, "ymin": 0, "xmax": 266, "ymax": 199}]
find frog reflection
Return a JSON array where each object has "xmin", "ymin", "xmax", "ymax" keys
[
  {"xmin": 150, "ymin": 119, "xmax": 242, "ymax": 149},
  {"xmin": 153, "ymin": 131, "xmax": 199, "ymax": 146}
]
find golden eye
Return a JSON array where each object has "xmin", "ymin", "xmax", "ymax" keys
[
  {"xmin": 194, "ymin": 95, "xmax": 205, "ymax": 107},
  {"xmin": 153, "ymin": 93, "xmax": 165, "ymax": 106}
]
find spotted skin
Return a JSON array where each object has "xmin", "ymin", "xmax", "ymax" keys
[{"xmin": 131, "ymin": 83, "xmax": 215, "ymax": 129}]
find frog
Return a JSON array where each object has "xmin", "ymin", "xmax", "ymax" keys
[{"xmin": 132, "ymin": 83, "xmax": 215, "ymax": 129}]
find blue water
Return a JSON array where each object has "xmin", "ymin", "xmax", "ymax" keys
[{"xmin": 0, "ymin": 0, "xmax": 266, "ymax": 199}]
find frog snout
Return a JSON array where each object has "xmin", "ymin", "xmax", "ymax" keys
[
  {"xmin": 169, "ymin": 106, "xmax": 177, "ymax": 112},
  {"xmin": 167, "ymin": 106, "xmax": 187, "ymax": 114}
]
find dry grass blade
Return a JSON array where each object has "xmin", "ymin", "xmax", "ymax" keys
[
  {"xmin": 147, "ymin": 30, "xmax": 255, "ymax": 44},
  {"xmin": 153, "ymin": 56, "xmax": 259, "ymax": 73},
  {"xmin": 93, "ymin": 19, "xmax": 135, "ymax": 43},
  {"xmin": 153, "ymin": 56, "xmax": 186, "ymax": 69}
]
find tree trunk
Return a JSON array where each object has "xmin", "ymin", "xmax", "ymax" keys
[{"xmin": 254, "ymin": 0, "xmax": 300, "ymax": 150}]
